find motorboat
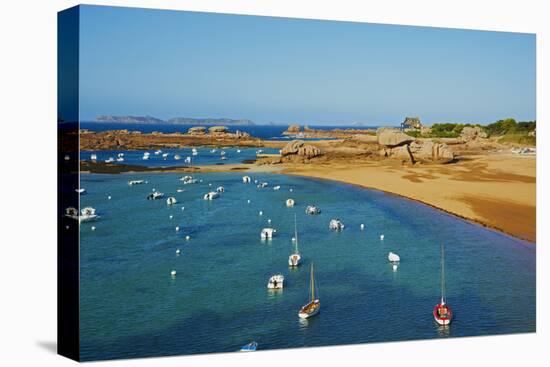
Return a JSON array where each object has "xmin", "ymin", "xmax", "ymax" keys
[
  {"xmin": 90, "ymin": 153, "xmax": 97, "ymax": 161},
  {"xmin": 240, "ymin": 341, "xmax": 258, "ymax": 352},
  {"xmin": 128, "ymin": 180, "xmax": 145, "ymax": 186},
  {"xmin": 192, "ymin": 148, "xmax": 198, "ymax": 156},
  {"xmin": 184, "ymin": 156, "xmax": 192, "ymax": 164},
  {"xmin": 162, "ymin": 153, "xmax": 169, "ymax": 159},
  {"xmin": 329, "ymin": 219, "xmax": 345, "ymax": 231},
  {"xmin": 433, "ymin": 244, "xmax": 453, "ymax": 326},
  {"xmin": 288, "ymin": 214, "xmax": 302, "ymax": 267},
  {"xmin": 298, "ymin": 264, "xmax": 320, "ymax": 319},
  {"xmin": 257, "ymin": 182, "xmax": 268, "ymax": 188},
  {"xmin": 166, "ymin": 197, "xmax": 178, "ymax": 205},
  {"xmin": 216, "ymin": 186, "xmax": 225, "ymax": 193},
  {"xmin": 154, "ymin": 149, "xmax": 162, "ymax": 155},
  {"xmin": 305, "ymin": 205, "xmax": 321, "ymax": 215},
  {"xmin": 180, "ymin": 175, "xmax": 197, "ymax": 184},
  {"xmin": 388, "ymin": 252, "xmax": 400, "ymax": 263},
  {"xmin": 267, "ymin": 274, "xmax": 285, "ymax": 289},
  {"xmin": 221, "ymin": 156, "xmax": 227, "ymax": 160},
  {"xmin": 174, "ymin": 154, "xmax": 181, "ymax": 160},
  {"xmin": 142, "ymin": 152, "xmax": 150, "ymax": 160},
  {"xmin": 203, "ymin": 191, "xmax": 220, "ymax": 200},
  {"xmin": 242, "ymin": 176, "xmax": 251, "ymax": 183},
  {"xmin": 104, "ymin": 157, "xmax": 115, "ymax": 163},
  {"xmin": 147, "ymin": 191, "xmax": 164, "ymax": 200},
  {"xmin": 261, "ymin": 228, "xmax": 276, "ymax": 240},
  {"xmin": 273, "ymin": 185, "xmax": 281, "ymax": 191},
  {"xmin": 286, "ymin": 198, "xmax": 295, "ymax": 207}
]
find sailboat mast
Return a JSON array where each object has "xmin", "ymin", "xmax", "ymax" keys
[
  {"xmin": 294, "ymin": 214, "xmax": 299, "ymax": 253},
  {"xmin": 441, "ymin": 244, "xmax": 446, "ymax": 305},
  {"xmin": 310, "ymin": 263, "xmax": 315, "ymax": 301}
]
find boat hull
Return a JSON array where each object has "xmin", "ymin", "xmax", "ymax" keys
[
  {"xmin": 433, "ymin": 304, "xmax": 453, "ymax": 325},
  {"xmin": 298, "ymin": 300, "xmax": 320, "ymax": 319},
  {"xmin": 288, "ymin": 254, "xmax": 301, "ymax": 267}
]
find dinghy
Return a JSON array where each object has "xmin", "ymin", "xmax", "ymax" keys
[
  {"xmin": 286, "ymin": 198, "xmax": 295, "ymax": 207},
  {"xmin": 388, "ymin": 252, "xmax": 400, "ymax": 263},
  {"xmin": 203, "ymin": 191, "xmax": 220, "ymax": 200},
  {"xmin": 305, "ymin": 205, "xmax": 321, "ymax": 215},
  {"xmin": 260, "ymin": 228, "xmax": 276, "ymax": 240},
  {"xmin": 147, "ymin": 191, "xmax": 164, "ymax": 200},
  {"xmin": 242, "ymin": 176, "xmax": 251, "ymax": 183},
  {"xmin": 166, "ymin": 197, "xmax": 178, "ymax": 205}
]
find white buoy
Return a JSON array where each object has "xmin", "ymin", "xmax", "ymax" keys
[
  {"xmin": 289, "ymin": 188, "xmax": 293, "ymax": 192},
  {"xmin": 181, "ymin": 207, "xmax": 185, "ymax": 211},
  {"xmin": 65, "ymin": 225, "xmax": 69, "ymax": 230},
  {"xmin": 108, "ymin": 196, "xmax": 112, "ymax": 200},
  {"xmin": 185, "ymin": 235, "xmax": 190, "ymax": 241},
  {"xmin": 360, "ymin": 224, "xmax": 365, "ymax": 230},
  {"xmin": 175, "ymin": 226, "xmax": 180, "ymax": 232},
  {"xmin": 259, "ymin": 211, "xmax": 263, "ymax": 216},
  {"xmin": 393, "ymin": 264, "xmax": 398, "ymax": 272},
  {"xmin": 152, "ymin": 188, "xmax": 156, "ymax": 192},
  {"xmin": 292, "ymin": 237, "xmax": 296, "ymax": 242},
  {"xmin": 380, "ymin": 234, "xmax": 385, "ymax": 241},
  {"xmin": 91, "ymin": 226, "xmax": 96, "ymax": 231},
  {"xmin": 171, "ymin": 270, "xmax": 177, "ymax": 277},
  {"xmin": 169, "ymin": 215, "xmax": 173, "ymax": 219},
  {"xmin": 176, "ymin": 249, "xmax": 181, "ymax": 255},
  {"xmin": 209, "ymin": 183, "xmax": 212, "ymax": 186},
  {"xmin": 247, "ymin": 199, "xmax": 251, "ymax": 204},
  {"xmin": 268, "ymin": 219, "xmax": 272, "ymax": 224}
]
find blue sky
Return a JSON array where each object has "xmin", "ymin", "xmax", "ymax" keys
[{"xmin": 78, "ymin": 5, "xmax": 536, "ymax": 125}]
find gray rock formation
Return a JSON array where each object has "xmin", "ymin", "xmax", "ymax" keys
[
  {"xmin": 281, "ymin": 140, "xmax": 322, "ymax": 159},
  {"xmin": 208, "ymin": 126, "xmax": 229, "ymax": 134},
  {"xmin": 187, "ymin": 126, "xmax": 207, "ymax": 135},
  {"xmin": 409, "ymin": 141, "xmax": 454, "ymax": 163},
  {"xmin": 460, "ymin": 126, "xmax": 487, "ymax": 140},
  {"xmin": 377, "ymin": 128, "xmax": 414, "ymax": 147}
]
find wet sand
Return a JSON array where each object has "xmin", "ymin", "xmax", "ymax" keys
[{"xmin": 281, "ymin": 153, "xmax": 536, "ymax": 243}]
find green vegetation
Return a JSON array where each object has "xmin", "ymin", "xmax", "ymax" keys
[{"xmin": 405, "ymin": 118, "xmax": 536, "ymax": 145}]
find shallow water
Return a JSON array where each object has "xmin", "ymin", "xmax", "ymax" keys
[{"xmin": 79, "ymin": 172, "xmax": 535, "ymax": 361}]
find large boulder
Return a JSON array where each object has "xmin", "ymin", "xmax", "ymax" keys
[
  {"xmin": 208, "ymin": 126, "xmax": 229, "ymax": 134},
  {"xmin": 234, "ymin": 130, "xmax": 250, "ymax": 139},
  {"xmin": 187, "ymin": 126, "xmax": 206, "ymax": 135},
  {"xmin": 460, "ymin": 126, "xmax": 487, "ymax": 140},
  {"xmin": 377, "ymin": 128, "xmax": 414, "ymax": 147},
  {"xmin": 409, "ymin": 141, "xmax": 454, "ymax": 163},
  {"xmin": 281, "ymin": 140, "xmax": 322, "ymax": 159}
]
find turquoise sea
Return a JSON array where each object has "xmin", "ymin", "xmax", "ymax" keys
[{"xmin": 79, "ymin": 172, "xmax": 535, "ymax": 361}]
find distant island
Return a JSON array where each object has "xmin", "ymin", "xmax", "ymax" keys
[{"xmin": 95, "ymin": 115, "xmax": 255, "ymax": 126}]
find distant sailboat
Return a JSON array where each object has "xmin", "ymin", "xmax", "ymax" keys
[
  {"xmin": 240, "ymin": 341, "xmax": 258, "ymax": 352},
  {"xmin": 288, "ymin": 214, "xmax": 302, "ymax": 267},
  {"xmin": 433, "ymin": 244, "xmax": 453, "ymax": 326},
  {"xmin": 298, "ymin": 263, "xmax": 320, "ymax": 319}
]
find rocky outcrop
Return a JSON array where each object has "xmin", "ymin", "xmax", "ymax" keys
[
  {"xmin": 208, "ymin": 126, "xmax": 229, "ymax": 134},
  {"xmin": 409, "ymin": 141, "xmax": 454, "ymax": 163},
  {"xmin": 187, "ymin": 126, "xmax": 206, "ymax": 135},
  {"xmin": 234, "ymin": 130, "xmax": 251, "ymax": 139},
  {"xmin": 460, "ymin": 126, "xmax": 487, "ymax": 140},
  {"xmin": 377, "ymin": 128, "xmax": 414, "ymax": 147},
  {"xmin": 281, "ymin": 140, "xmax": 322, "ymax": 160},
  {"xmin": 283, "ymin": 124, "xmax": 301, "ymax": 134}
]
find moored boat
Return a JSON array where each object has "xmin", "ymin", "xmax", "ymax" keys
[
  {"xmin": 166, "ymin": 196, "xmax": 178, "ymax": 205},
  {"xmin": 286, "ymin": 198, "xmax": 295, "ymax": 207},
  {"xmin": 128, "ymin": 180, "xmax": 145, "ymax": 186},
  {"xmin": 260, "ymin": 227, "xmax": 276, "ymax": 240},
  {"xmin": 388, "ymin": 252, "xmax": 400, "ymax": 263},
  {"xmin": 289, "ymin": 215, "xmax": 302, "ymax": 267},
  {"xmin": 329, "ymin": 219, "xmax": 345, "ymax": 231},
  {"xmin": 299, "ymin": 263, "xmax": 320, "ymax": 319},
  {"xmin": 267, "ymin": 274, "xmax": 284, "ymax": 289},
  {"xmin": 433, "ymin": 244, "xmax": 453, "ymax": 326},
  {"xmin": 240, "ymin": 341, "xmax": 258, "ymax": 352},
  {"xmin": 242, "ymin": 176, "xmax": 251, "ymax": 183},
  {"xmin": 147, "ymin": 191, "xmax": 164, "ymax": 200},
  {"xmin": 305, "ymin": 205, "xmax": 321, "ymax": 215},
  {"xmin": 203, "ymin": 191, "xmax": 220, "ymax": 200}
]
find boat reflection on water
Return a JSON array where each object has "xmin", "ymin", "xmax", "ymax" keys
[
  {"xmin": 435, "ymin": 324, "xmax": 451, "ymax": 338},
  {"xmin": 298, "ymin": 317, "xmax": 310, "ymax": 329}
]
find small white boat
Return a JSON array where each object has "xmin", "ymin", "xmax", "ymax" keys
[
  {"xmin": 203, "ymin": 191, "xmax": 220, "ymax": 200},
  {"xmin": 261, "ymin": 228, "xmax": 276, "ymax": 240},
  {"xmin": 166, "ymin": 197, "xmax": 178, "ymax": 205},
  {"xmin": 329, "ymin": 219, "xmax": 345, "ymax": 231},
  {"xmin": 184, "ymin": 156, "xmax": 192, "ymax": 164},
  {"xmin": 142, "ymin": 153, "xmax": 150, "ymax": 160},
  {"xmin": 267, "ymin": 274, "xmax": 285, "ymax": 289},
  {"xmin": 236, "ymin": 149, "xmax": 241, "ymax": 153},
  {"xmin": 273, "ymin": 185, "xmax": 281, "ymax": 191},
  {"xmin": 240, "ymin": 341, "xmax": 258, "ymax": 352},
  {"xmin": 242, "ymin": 176, "xmax": 251, "ymax": 184},
  {"xmin": 298, "ymin": 264, "xmax": 320, "ymax": 319},
  {"xmin": 305, "ymin": 205, "xmax": 321, "ymax": 215},
  {"xmin": 104, "ymin": 157, "xmax": 115, "ymax": 163},
  {"xmin": 174, "ymin": 154, "xmax": 181, "ymax": 160},
  {"xmin": 66, "ymin": 207, "xmax": 99, "ymax": 223},
  {"xmin": 286, "ymin": 198, "xmax": 295, "ymax": 207},
  {"xmin": 117, "ymin": 153, "xmax": 124, "ymax": 158},
  {"xmin": 162, "ymin": 153, "xmax": 169, "ymax": 158},
  {"xmin": 216, "ymin": 186, "xmax": 225, "ymax": 193},
  {"xmin": 433, "ymin": 244, "xmax": 453, "ymax": 326},
  {"xmin": 221, "ymin": 156, "xmax": 227, "ymax": 160},
  {"xmin": 147, "ymin": 191, "xmax": 164, "ymax": 200},
  {"xmin": 257, "ymin": 182, "xmax": 268, "ymax": 188},
  {"xmin": 75, "ymin": 188, "xmax": 87, "ymax": 195},
  {"xmin": 192, "ymin": 148, "xmax": 198, "ymax": 156},
  {"xmin": 154, "ymin": 150, "xmax": 162, "ymax": 155},
  {"xmin": 210, "ymin": 149, "xmax": 217, "ymax": 153},
  {"xmin": 388, "ymin": 252, "xmax": 400, "ymax": 263},
  {"xmin": 256, "ymin": 149, "xmax": 264, "ymax": 154},
  {"xmin": 128, "ymin": 180, "xmax": 145, "ymax": 186},
  {"xmin": 220, "ymin": 150, "xmax": 226, "ymax": 156},
  {"xmin": 90, "ymin": 154, "xmax": 97, "ymax": 161},
  {"xmin": 180, "ymin": 175, "xmax": 197, "ymax": 184}
]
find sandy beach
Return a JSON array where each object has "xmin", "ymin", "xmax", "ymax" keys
[{"xmin": 280, "ymin": 153, "xmax": 536, "ymax": 243}]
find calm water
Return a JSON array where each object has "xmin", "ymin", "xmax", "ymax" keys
[
  {"xmin": 81, "ymin": 147, "xmax": 280, "ymax": 167},
  {"xmin": 80, "ymin": 122, "xmax": 379, "ymax": 140},
  {"xmin": 79, "ymin": 172, "xmax": 535, "ymax": 361}
]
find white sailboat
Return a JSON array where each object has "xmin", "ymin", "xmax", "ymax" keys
[
  {"xmin": 288, "ymin": 214, "xmax": 302, "ymax": 267},
  {"xmin": 433, "ymin": 244, "xmax": 453, "ymax": 325},
  {"xmin": 298, "ymin": 263, "xmax": 320, "ymax": 319}
]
